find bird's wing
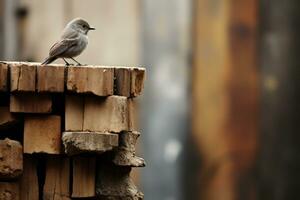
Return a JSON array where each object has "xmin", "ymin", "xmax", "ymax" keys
[
  {"xmin": 49, "ymin": 38, "xmax": 78, "ymax": 58},
  {"xmin": 48, "ymin": 29, "xmax": 79, "ymax": 58}
]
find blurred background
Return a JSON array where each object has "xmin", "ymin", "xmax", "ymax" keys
[{"xmin": 0, "ymin": 0, "xmax": 299, "ymax": 199}]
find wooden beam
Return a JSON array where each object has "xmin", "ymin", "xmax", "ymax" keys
[
  {"xmin": 83, "ymin": 96, "xmax": 131, "ymax": 132},
  {"xmin": 115, "ymin": 67, "xmax": 131, "ymax": 97},
  {"xmin": 65, "ymin": 95, "xmax": 136, "ymax": 133},
  {"xmin": 37, "ymin": 65, "xmax": 65, "ymax": 92},
  {"xmin": 193, "ymin": 0, "xmax": 258, "ymax": 199},
  {"xmin": 10, "ymin": 64, "xmax": 36, "ymax": 92},
  {"xmin": 43, "ymin": 156, "xmax": 70, "ymax": 200},
  {"xmin": 65, "ymin": 95, "xmax": 84, "ymax": 131},
  {"xmin": 24, "ymin": 115, "xmax": 61, "ymax": 154},
  {"xmin": 10, "ymin": 94, "xmax": 52, "ymax": 113},
  {"xmin": 0, "ymin": 63, "xmax": 8, "ymax": 91},
  {"xmin": 114, "ymin": 67, "xmax": 145, "ymax": 97},
  {"xmin": 20, "ymin": 156, "xmax": 39, "ymax": 200},
  {"xmin": 67, "ymin": 66, "xmax": 114, "ymax": 96},
  {"xmin": 72, "ymin": 156, "xmax": 96, "ymax": 198}
]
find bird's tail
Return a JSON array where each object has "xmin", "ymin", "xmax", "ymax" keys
[{"xmin": 41, "ymin": 56, "xmax": 57, "ymax": 65}]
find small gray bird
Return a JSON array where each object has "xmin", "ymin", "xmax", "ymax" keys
[{"xmin": 42, "ymin": 18, "xmax": 95, "ymax": 65}]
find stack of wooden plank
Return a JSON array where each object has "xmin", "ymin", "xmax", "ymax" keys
[{"xmin": 0, "ymin": 61, "xmax": 146, "ymax": 200}]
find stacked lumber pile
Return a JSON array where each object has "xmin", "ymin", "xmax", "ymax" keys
[{"xmin": 0, "ymin": 61, "xmax": 146, "ymax": 200}]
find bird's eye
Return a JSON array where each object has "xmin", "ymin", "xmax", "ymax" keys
[{"xmin": 83, "ymin": 25, "xmax": 87, "ymax": 28}]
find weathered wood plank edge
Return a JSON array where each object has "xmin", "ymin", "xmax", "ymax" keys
[
  {"xmin": 0, "ymin": 61, "xmax": 146, "ymax": 70},
  {"xmin": 1, "ymin": 61, "xmax": 146, "ymax": 96}
]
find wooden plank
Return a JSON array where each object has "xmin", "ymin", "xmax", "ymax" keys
[
  {"xmin": 0, "ymin": 63, "xmax": 8, "ymax": 91},
  {"xmin": 130, "ymin": 68, "xmax": 145, "ymax": 97},
  {"xmin": 10, "ymin": 64, "xmax": 36, "ymax": 92},
  {"xmin": 65, "ymin": 95, "xmax": 84, "ymax": 131},
  {"xmin": 0, "ymin": 138, "xmax": 23, "ymax": 180},
  {"xmin": 67, "ymin": 66, "xmax": 114, "ymax": 96},
  {"xmin": 62, "ymin": 132, "xmax": 118, "ymax": 155},
  {"xmin": 128, "ymin": 98, "xmax": 138, "ymax": 131},
  {"xmin": 72, "ymin": 156, "xmax": 96, "ymax": 198},
  {"xmin": 83, "ymin": 96, "xmax": 130, "ymax": 132},
  {"xmin": 0, "ymin": 182, "xmax": 20, "ymax": 200},
  {"xmin": 114, "ymin": 67, "xmax": 146, "ymax": 97},
  {"xmin": 115, "ymin": 67, "xmax": 131, "ymax": 97},
  {"xmin": 66, "ymin": 95, "xmax": 135, "ymax": 132},
  {"xmin": 24, "ymin": 115, "xmax": 61, "ymax": 154},
  {"xmin": 37, "ymin": 65, "xmax": 65, "ymax": 92},
  {"xmin": 193, "ymin": 0, "xmax": 258, "ymax": 199},
  {"xmin": 0, "ymin": 106, "xmax": 18, "ymax": 129},
  {"xmin": 20, "ymin": 156, "xmax": 39, "ymax": 200},
  {"xmin": 44, "ymin": 156, "xmax": 70, "ymax": 200},
  {"xmin": 10, "ymin": 94, "xmax": 52, "ymax": 113}
]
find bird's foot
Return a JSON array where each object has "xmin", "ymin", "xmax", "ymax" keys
[{"xmin": 65, "ymin": 63, "xmax": 74, "ymax": 66}]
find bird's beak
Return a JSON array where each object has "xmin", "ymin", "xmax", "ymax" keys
[{"xmin": 89, "ymin": 27, "xmax": 95, "ymax": 30}]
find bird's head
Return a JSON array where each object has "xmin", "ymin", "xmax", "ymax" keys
[{"xmin": 68, "ymin": 18, "xmax": 95, "ymax": 35}]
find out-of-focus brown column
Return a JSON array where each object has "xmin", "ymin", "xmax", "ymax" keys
[
  {"xmin": 192, "ymin": 0, "xmax": 259, "ymax": 199},
  {"xmin": 259, "ymin": 1, "xmax": 300, "ymax": 199}
]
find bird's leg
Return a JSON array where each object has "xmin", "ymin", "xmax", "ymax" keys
[
  {"xmin": 62, "ymin": 58, "xmax": 72, "ymax": 66},
  {"xmin": 70, "ymin": 57, "xmax": 83, "ymax": 66}
]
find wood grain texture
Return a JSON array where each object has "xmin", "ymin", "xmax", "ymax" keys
[
  {"xmin": 10, "ymin": 94, "xmax": 52, "ymax": 113},
  {"xmin": 24, "ymin": 115, "xmax": 61, "ymax": 154},
  {"xmin": 0, "ymin": 63, "xmax": 8, "ymax": 91},
  {"xmin": 44, "ymin": 156, "xmax": 70, "ymax": 200},
  {"xmin": 128, "ymin": 98, "xmax": 139, "ymax": 131},
  {"xmin": 10, "ymin": 64, "xmax": 36, "ymax": 92},
  {"xmin": 72, "ymin": 156, "xmax": 96, "ymax": 198},
  {"xmin": 37, "ymin": 65, "xmax": 65, "ymax": 92},
  {"xmin": 115, "ymin": 67, "xmax": 131, "ymax": 97},
  {"xmin": 193, "ymin": 0, "xmax": 258, "ymax": 199},
  {"xmin": 20, "ymin": 156, "xmax": 39, "ymax": 200},
  {"xmin": 114, "ymin": 67, "xmax": 145, "ymax": 97},
  {"xmin": 83, "ymin": 96, "xmax": 130, "ymax": 132},
  {"xmin": 67, "ymin": 66, "xmax": 114, "ymax": 96},
  {"xmin": 65, "ymin": 95, "xmax": 136, "ymax": 132},
  {"xmin": 65, "ymin": 95, "xmax": 84, "ymax": 131},
  {"xmin": 130, "ymin": 68, "xmax": 145, "ymax": 97}
]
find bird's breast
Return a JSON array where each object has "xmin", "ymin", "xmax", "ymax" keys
[
  {"xmin": 77, "ymin": 34, "xmax": 88, "ymax": 50},
  {"xmin": 66, "ymin": 34, "xmax": 88, "ymax": 57}
]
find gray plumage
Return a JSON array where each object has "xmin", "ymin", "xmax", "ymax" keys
[{"xmin": 42, "ymin": 18, "xmax": 95, "ymax": 65}]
